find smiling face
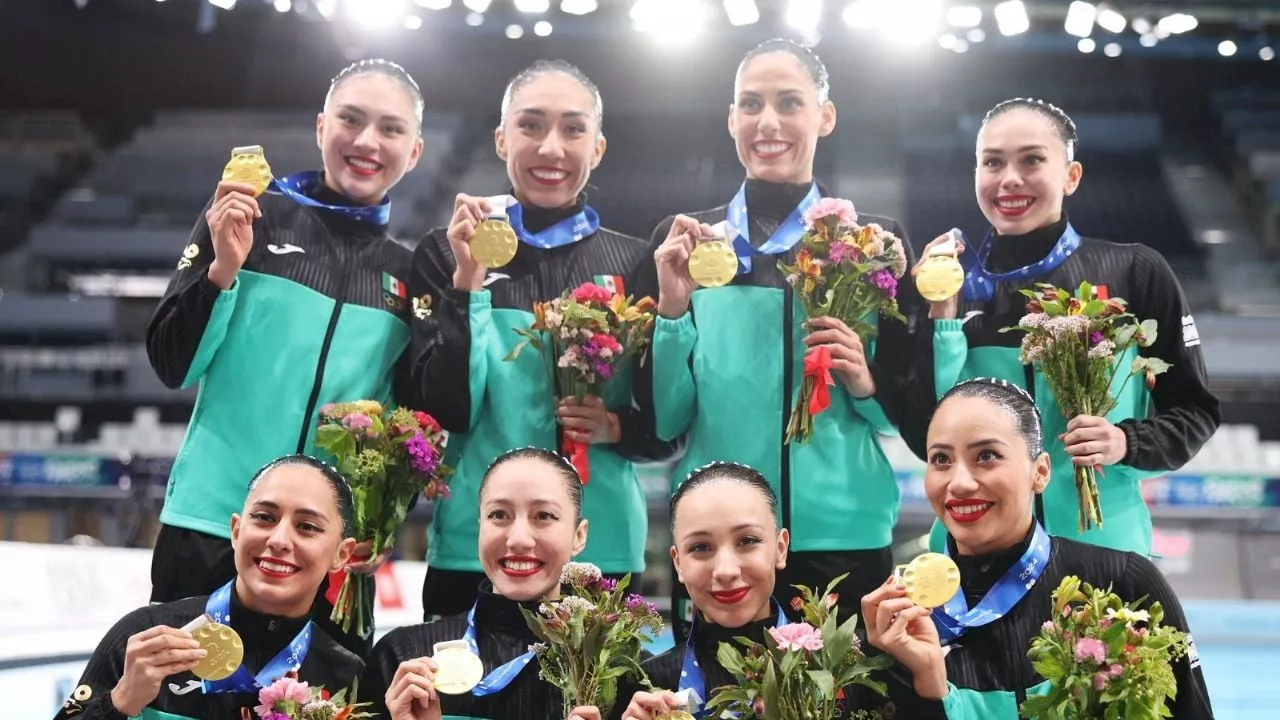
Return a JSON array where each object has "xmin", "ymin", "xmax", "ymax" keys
[
  {"xmin": 495, "ymin": 71, "xmax": 605, "ymax": 210},
  {"xmin": 728, "ymin": 51, "xmax": 836, "ymax": 185},
  {"xmin": 316, "ymin": 72, "xmax": 424, "ymax": 206},
  {"xmin": 975, "ymin": 107, "xmax": 1083, "ymax": 236},
  {"xmin": 671, "ymin": 479, "xmax": 789, "ymax": 628},
  {"xmin": 230, "ymin": 464, "xmax": 355, "ymax": 617},
  {"xmin": 925, "ymin": 394, "xmax": 1051, "ymax": 556},
  {"xmin": 478, "ymin": 457, "xmax": 587, "ymax": 601}
]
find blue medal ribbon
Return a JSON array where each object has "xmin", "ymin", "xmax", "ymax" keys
[
  {"xmin": 506, "ymin": 202, "xmax": 600, "ymax": 250},
  {"xmin": 679, "ymin": 599, "xmax": 790, "ymax": 717},
  {"xmin": 201, "ymin": 580, "xmax": 314, "ymax": 695},
  {"xmin": 462, "ymin": 601, "xmax": 537, "ymax": 696},
  {"xmin": 931, "ymin": 522, "xmax": 1052, "ymax": 644},
  {"xmin": 960, "ymin": 223, "xmax": 1081, "ymax": 303},
  {"xmin": 268, "ymin": 171, "xmax": 391, "ymax": 226},
  {"xmin": 724, "ymin": 181, "xmax": 821, "ymax": 274}
]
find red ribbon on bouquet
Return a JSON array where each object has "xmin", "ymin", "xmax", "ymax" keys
[
  {"xmin": 803, "ymin": 345, "xmax": 836, "ymax": 416},
  {"xmin": 562, "ymin": 437, "xmax": 591, "ymax": 485}
]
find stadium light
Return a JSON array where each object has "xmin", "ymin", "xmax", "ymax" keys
[
  {"xmin": 946, "ymin": 5, "xmax": 982, "ymax": 29},
  {"xmin": 1218, "ymin": 40, "xmax": 1237, "ymax": 57},
  {"xmin": 344, "ymin": 0, "xmax": 407, "ymax": 30},
  {"xmin": 560, "ymin": 0, "xmax": 597, "ymax": 14},
  {"xmin": 273, "ymin": 0, "xmax": 291, "ymax": 11},
  {"xmin": 994, "ymin": 1, "xmax": 1029, "ymax": 36},
  {"xmin": 1157, "ymin": 13, "xmax": 1197, "ymax": 35},
  {"xmin": 462, "ymin": 0, "xmax": 490, "ymax": 12},
  {"xmin": 1077, "ymin": 37, "xmax": 1096, "ymax": 53},
  {"xmin": 723, "ymin": 0, "xmax": 760, "ymax": 27},
  {"xmin": 415, "ymin": 0, "xmax": 451, "ymax": 9},
  {"xmin": 1064, "ymin": 2, "xmax": 1097, "ymax": 39},
  {"xmin": 208, "ymin": 0, "xmax": 236, "ymax": 9},
  {"xmin": 1103, "ymin": 41, "xmax": 1121, "ymax": 57},
  {"xmin": 534, "ymin": 20, "xmax": 553, "ymax": 35},
  {"xmin": 631, "ymin": 0, "xmax": 707, "ymax": 45},
  {"xmin": 785, "ymin": 0, "xmax": 823, "ymax": 34},
  {"xmin": 1096, "ymin": 6, "xmax": 1125, "ymax": 34},
  {"xmin": 1262, "ymin": 46, "xmax": 1276, "ymax": 62},
  {"xmin": 514, "ymin": 0, "xmax": 550, "ymax": 12}
]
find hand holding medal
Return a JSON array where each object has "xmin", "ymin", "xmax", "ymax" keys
[
  {"xmin": 207, "ymin": 145, "xmax": 269, "ymax": 290},
  {"xmin": 470, "ymin": 195, "xmax": 519, "ymax": 269},
  {"xmin": 687, "ymin": 221, "xmax": 738, "ymax": 289},
  {"xmin": 429, "ymin": 640, "xmax": 485, "ymax": 695},
  {"xmin": 108, "ymin": 624, "xmax": 211, "ymax": 716},
  {"xmin": 654, "ymin": 214, "xmax": 720, "ymax": 319},
  {"xmin": 894, "ymin": 553, "xmax": 962, "ymax": 610},
  {"xmin": 912, "ymin": 228, "xmax": 967, "ymax": 318}
]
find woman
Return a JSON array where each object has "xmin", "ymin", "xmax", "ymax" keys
[
  {"xmin": 611, "ymin": 462, "xmax": 942, "ymax": 720},
  {"xmin": 864, "ymin": 378, "xmax": 1214, "ymax": 718},
  {"xmin": 903, "ymin": 98, "xmax": 1220, "ymax": 556},
  {"xmin": 55, "ymin": 456, "xmax": 362, "ymax": 720},
  {"xmin": 363, "ymin": 448, "xmax": 608, "ymax": 719},
  {"xmin": 146, "ymin": 58, "xmax": 426, "ymax": 625},
  {"xmin": 633, "ymin": 38, "xmax": 917, "ymax": 639},
  {"xmin": 407, "ymin": 60, "xmax": 672, "ymax": 618}
]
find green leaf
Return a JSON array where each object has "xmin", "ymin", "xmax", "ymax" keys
[
  {"xmin": 502, "ymin": 337, "xmax": 534, "ymax": 362},
  {"xmin": 1139, "ymin": 318, "xmax": 1159, "ymax": 346},
  {"xmin": 807, "ymin": 669, "xmax": 835, "ymax": 701},
  {"xmin": 1083, "ymin": 299, "xmax": 1107, "ymax": 316},
  {"xmin": 716, "ymin": 641, "xmax": 749, "ymax": 677},
  {"xmin": 1144, "ymin": 357, "xmax": 1172, "ymax": 375}
]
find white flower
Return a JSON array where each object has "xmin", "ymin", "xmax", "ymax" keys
[
  {"xmin": 1045, "ymin": 314, "xmax": 1091, "ymax": 339},
  {"xmin": 544, "ymin": 309, "xmax": 563, "ymax": 328},
  {"xmin": 560, "ymin": 561, "xmax": 603, "ymax": 586},
  {"xmin": 1088, "ymin": 340, "xmax": 1116, "ymax": 359},
  {"xmin": 1106, "ymin": 607, "xmax": 1150, "ymax": 624},
  {"xmin": 558, "ymin": 595, "xmax": 597, "ymax": 615},
  {"xmin": 1020, "ymin": 312, "xmax": 1050, "ymax": 329}
]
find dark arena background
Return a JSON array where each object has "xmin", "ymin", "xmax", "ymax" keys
[{"xmin": 1, "ymin": 0, "xmax": 1278, "ymax": 717}]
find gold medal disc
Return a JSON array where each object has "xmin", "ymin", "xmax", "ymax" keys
[
  {"xmin": 470, "ymin": 218, "xmax": 518, "ymax": 269},
  {"xmin": 431, "ymin": 641, "xmax": 486, "ymax": 695},
  {"xmin": 688, "ymin": 240, "xmax": 738, "ymax": 288},
  {"xmin": 221, "ymin": 145, "xmax": 273, "ymax": 197},
  {"xmin": 190, "ymin": 622, "xmax": 245, "ymax": 681},
  {"xmin": 915, "ymin": 254, "xmax": 965, "ymax": 303},
  {"xmin": 897, "ymin": 553, "xmax": 961, "ymax": 609}
]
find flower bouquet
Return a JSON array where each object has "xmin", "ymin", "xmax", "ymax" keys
[
  {"xmin": 777, "ymin": 198, "xmax": 908, "ymax": 444},
  {"xmin": 1020, "ymin": 576, "xmax": 1191, "ymax": 720},
  {"xmin": 504, "ymin": 283, "xmax": 656, "ymax": 482},
  {"xmin": 705, "ymin": 573, "xmax": 893, "ymax": 720},
  {"xmin": 1002, "ymin": 281, "xmax": 1170, "ymax": 532},
  {"xmin": 520, "ymin": 562, "xmax": 664, "ymax": 717},
  {"xmin": 243, "ymin": 674, "xmax": 371, "ymax": 720},
  {"xmin": 314, "ymin": 401, "xmax": 452, "ymax": 637}
]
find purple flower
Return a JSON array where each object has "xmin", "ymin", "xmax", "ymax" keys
[
  {"xmin": 828, "ymin": 242, "xmax": 859, "ymax": 265},
  {"xmin": 624, "ymin": 594, "xmax": 658, "ymax": 616},
  {"xmin": 870, "ymin": 269, "xmax": 898, "ymax": 299},
  {"xmin": 405, "ymin": 433, "xmax": 440, "ymax": 475},
  {"xmin": 1090, "ymin": 330, "xmax": 1105, "ymax": 346},
  {"xmin": 594, "ymin": 360, "xmax": 614, "ymax": 380},
  {"xmin": 1074, "ymin": 637, "xmax": 1107, "ymax": 665},
  {"xmin": 595, "ymin": 577, "xmax": 618, "ymax": 592}
]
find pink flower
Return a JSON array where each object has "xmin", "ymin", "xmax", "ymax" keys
[
  {"xmin": 1094, "ymin": 672, "xmax": 1109, "ymax": 691},
  {"xmin": 571, "ymin": 283, "xmax": 613, "ymax": 305},
  {"xmin": 1074, "ymin": 637, "xmax": 1107, "ymax": 665},
  {"xmin": 1108, "ymin": 663, "xmax": 1125, "ymax": 677},
  {"xmin": 342, "ymin": 413, "xmax": 372, "ymax": 432},
  {"xmin": 769, "ymin": 622, "xmax": 824, "ymax": 652},
  {"xmin": 803, "ymin": 198, "xmax": 858, "ymax": 230},
  {"xmin": 823, "ymin": 593, "xmax": 838, "ymax": 610},
  {"xmin": 828, "ymin": 241, "xmax": 860, "ymax": 265},
  {"xmin": 255, "ymin": 677, "xmax": 310, "ymax": 717},
  {"xmin": 1041, "ymin": 620, "xmax": 1056, "ymax": 633}
]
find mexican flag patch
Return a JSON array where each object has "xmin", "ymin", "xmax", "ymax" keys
[
  {"xmin": 593, "ymin": 274, "xmax": 625, "ymax": 296},
  {"xmin": 382, "ymin": 272, "xmax": 406, "ymax": 299}
]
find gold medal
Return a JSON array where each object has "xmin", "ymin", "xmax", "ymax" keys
[
  {"xmin": 915, "ymin": 254, "xmax": 965, "ymax": 302},
  {"xmin": 431, "ymin": 640, "xmax": 486, "ymax": 695},
  {"xmin": 895, "ymin": 553, "xmax": 961, "ymax": 609},
  {"xmin": 470, "ymin": 218, "xmax": 518, "ymax": 269},
  {"xmin": 190, "ymin": 622, "xmax": 245, "ymax": 681},
  {"xmin": 221, "ymin": 145, "xmax": 273, "ymax": 197},
  {"xmin": 688, "ymin": 239, "xmax": 738, "ymax": 288}
]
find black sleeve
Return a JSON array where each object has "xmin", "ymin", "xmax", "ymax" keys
[
  {"xmin": 610, "ymin": 235, "xmax": 681, "ymax": 463},
  {"xmin": 54, "ymin": 607, "xmax": 156, "ymax": 720},
  {"xmin": 866, "ymin": 217, "xmax": 921, "ymax": 430},
  {"xmin": 1120, "ymin": 554, "xmax": 1216, "ymax": 720},
  {"xmin": 406, "ymin": 229, "xmax": 478, "ymax": 434},
  {"xmin": 1116, "ymin": 247, "xmax": 1221, "ymax": 471},
  {"xmin": 898, "ymin": 309, "xmax": 942, "ymax": 460},
  {"xmin": 145, "ymin": 196, "xmax": 225, "ymax": 389},
  {"xmin": 625, "ymin": 216, "xmax": 687, "ymax": 458},
  {"xmin": 359, "ymin": 632, "xmax": 403, "ymax": 720}
]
